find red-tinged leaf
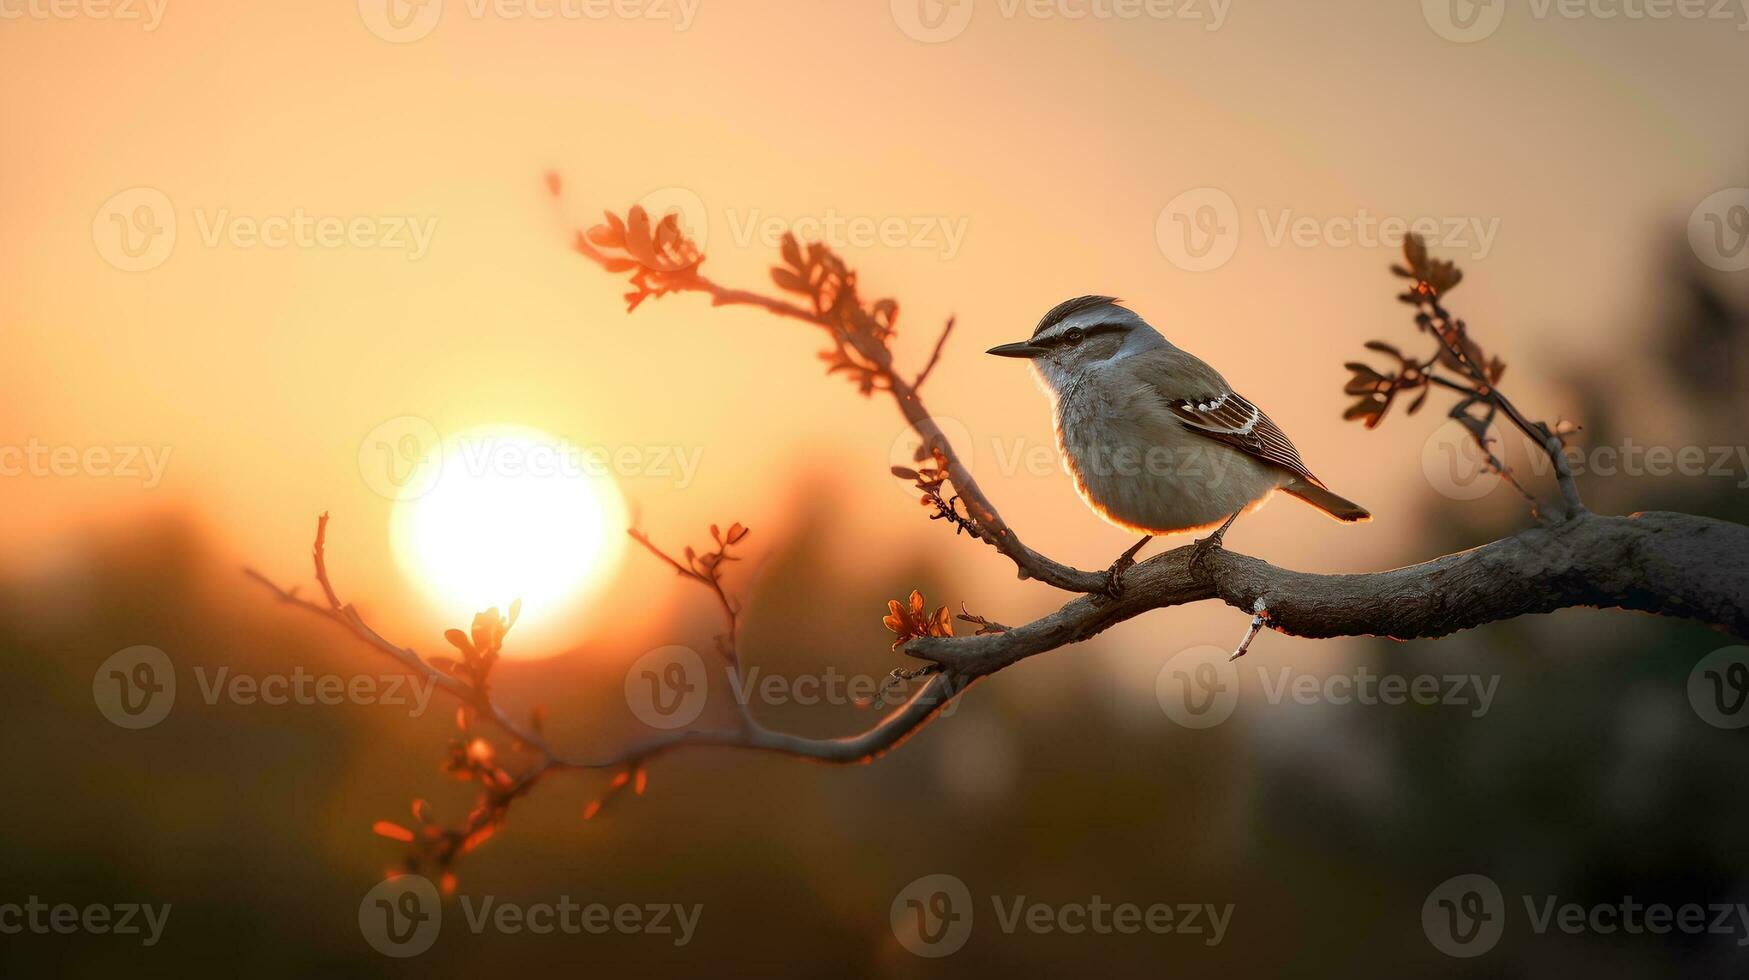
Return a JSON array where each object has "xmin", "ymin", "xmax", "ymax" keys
[
  {"xmin": 412, "ymin": 799, "xmax": 434, "ymax": 824},
  {"xmin": 586, "ymin": 225, "xmax": 620, "ymax": 248},
  {"xmin": 1407, "ymin": 388, "xmax": 1430, "ymax": 415},
  {"xmin": 583, "ymin": 801, "xmax": 602, "ymax": 821},
  {"xmin": 891, "ymin": 466, "xmax": 919, "ymax": 480},
  {"xmin": 445, "ymin": 629, "xmax": 474, "ymax": 656},
  {"xmin": 440, "ymin": 873, "xmax": 457, "ymax": 896},
  {"xmin": 373, "ymin": 820, "xmax": 415, "ymax": 843},
  {"xmin": 771, "ymin": 268, "xmax": 808, "ymax": 293},
  {"xmin": 610, "ymin": 771, "xmax": 630, "ymax": 790},
  {"xmin": 625, "ymin": 205, "xmax": 654, "ymax": 261},
  {"xmin": 1344, "ymin": 398, "xmax": 1382, "ymax": 421},
  {"xmin": 634, "ymin": 768, "xmax": 648, "ymax": 795},
  {"xmin": 602, "ymin": 257, "xmax": 638, "ymax": 273},
  {"xmin": 781, "ymin": 233, "xmax": 802, "ymax": 270},
  {"xmin": 655, "ymin": 212, "xmax": 681, "ymax": 248}
]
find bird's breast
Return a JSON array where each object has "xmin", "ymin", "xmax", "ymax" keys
[{"xmin": 1052, "ymin": 382, "xmax": 1283, "ymax": 535}]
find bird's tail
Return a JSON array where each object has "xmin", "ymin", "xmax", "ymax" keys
[{"xmin": 1282, "ymin": 478, "xmax": 1371, "ymax": 523}]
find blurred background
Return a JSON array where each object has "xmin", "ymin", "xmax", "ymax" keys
[{"xmin": 4, "ymin": 0, "xmax": 1749, "ymax": 974}]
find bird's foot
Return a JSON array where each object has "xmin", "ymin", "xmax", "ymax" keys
[
  {"xmin": 1190, "ymin": 512, "xmax": 1241, "ymax": 575},
  {"xmin": 1101, "ymin": 535, "xmax": 1153, "ymax": 599}
]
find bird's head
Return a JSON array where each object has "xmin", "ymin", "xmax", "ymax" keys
[{"xmin": 986, "ymin": 295, "xmax": 1158, "ymax": 392}]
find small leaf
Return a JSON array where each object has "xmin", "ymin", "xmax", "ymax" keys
[
  {"xmin": 771, "ymin": 268, "xmax": 808, "ymax": 293},
  {"xmin": 373, "ymin": 821, "xmax": 415, "ymax": 843}
]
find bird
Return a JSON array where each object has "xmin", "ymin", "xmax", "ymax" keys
[{"xmin": 987, "ymin": 295, "xmax": 1369, "ymax": 593}]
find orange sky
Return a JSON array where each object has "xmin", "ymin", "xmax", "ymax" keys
[{"xmin": 4, "ymin": 1, "xmax": 1746, "ymax": 657}]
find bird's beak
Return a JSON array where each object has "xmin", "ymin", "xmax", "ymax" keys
[{"xmin": 986, "ymin": 340, "xmax": 1047, "ymax": 359}]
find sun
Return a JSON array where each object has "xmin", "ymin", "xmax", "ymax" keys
[{"xmin": 389, "ymin": 424, "xmax": 628, "ymax": 659}]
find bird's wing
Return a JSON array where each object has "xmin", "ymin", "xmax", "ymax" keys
[{"xmin": 1127, "ymin": 348, "xmax": 1325, "ymax": 487}]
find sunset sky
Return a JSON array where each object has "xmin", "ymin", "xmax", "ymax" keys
[{"xmin": 4, "ymin": 2, "xmax": 1746, "ymax": 657}]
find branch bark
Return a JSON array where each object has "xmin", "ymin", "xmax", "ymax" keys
[{"xmin": 907, "ymin": 510, "xmax": 1749, "ymax": 676}]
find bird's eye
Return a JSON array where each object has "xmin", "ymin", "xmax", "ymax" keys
[{"xmin": 1065, "ymin": 328, "xmax": 1084, "ymax": 345}]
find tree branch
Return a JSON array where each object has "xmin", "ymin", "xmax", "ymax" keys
[{"xmin": 248, "ymin": 193, "xmax": 1749, "ymax": 882}]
